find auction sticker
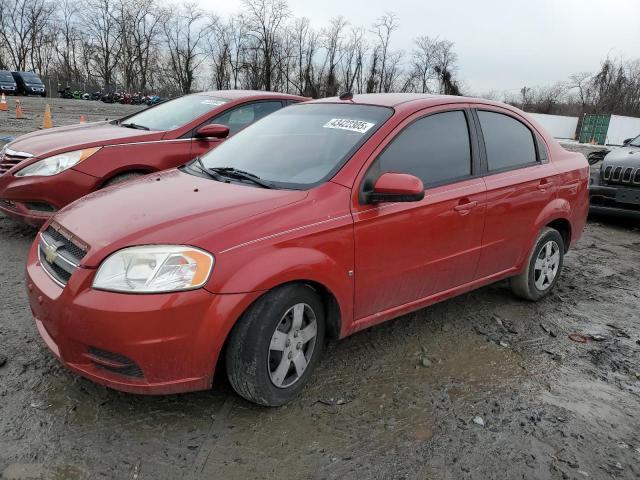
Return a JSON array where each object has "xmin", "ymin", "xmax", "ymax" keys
[
  {"xmin": 323, "ymin": 118, "xmax": 375, "ymax": 134},
  {"xmin": 201, "ymin": 99, "xmax": 226, "ymax": 106}
]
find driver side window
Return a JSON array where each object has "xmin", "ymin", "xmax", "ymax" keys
[
  {"xmin": 208, "ymin": 101, "xmax": 283, "ymax": 136},
  {"xmin": 370, "ymin": 110, "xmax": 472, "ymax": 187}
]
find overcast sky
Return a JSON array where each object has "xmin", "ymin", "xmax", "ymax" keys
[{"xmin": 203, "ymin": 0, "xmax": 638, "ymax": 94}]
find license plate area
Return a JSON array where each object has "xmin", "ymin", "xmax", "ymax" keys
[{"xmin": 616, "ymin": 188, "xmax": 640, "ymax": 205}]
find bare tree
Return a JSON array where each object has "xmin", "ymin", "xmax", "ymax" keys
[
  {"xmin": 162, "ymin": 2, "xmax": 208, "ymax": 93},
  {"xmin": 83, "ymin": 0, "xmax": 121, "ymax": 88},
  {"xmin": 371, "ymin": 12, "xmax": 398, "ymax": 93},
  {"xmin": 241, "ymin": 0, "xmax": 290, "ymax": 91},
  {"xmin": 320, "ymin": 16, "xmax": 347, "ymax": 96},
  {"xmin": 411, "ymin": 36, "xmax": 439, "ymax": 93},
  {"xmin": 0, "ymin": 0, "xmax": 52, "ymax": 70}
]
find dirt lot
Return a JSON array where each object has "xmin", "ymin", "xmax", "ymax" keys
[
  {"xmin": 0, "ymin": 96, "xmax": 144, "ymax": 138},
  {"xmin": 1, "ymin": 101, "xmax": 639, "ymax": 480}
]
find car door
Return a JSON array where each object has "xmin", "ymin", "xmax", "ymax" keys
[
  {"xmin": 352, "ymin": 106, "xmax": 487, "ymax": 320},
  {"xmin": 190, "ymin": 101, "xmax": 285, "ymax": 158},
  {"xmin": 472, "ymin": 108, "xmax": 558, "ymax": 279}
]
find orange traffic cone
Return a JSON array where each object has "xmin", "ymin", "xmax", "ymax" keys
[
  {"xmin": 42, "ymin": 104, "xmax": 53, "ymax": 129},
  {"xmin": 15, "ymin": 99, "xmax": 23, "ymax": 119},
  {"xmin": 0, "ymin": 93, "xmax": 7, "ymax": 111},
  {"xmin": 79, "ymin": 115, "xmax": 86, "ymax": 124}
]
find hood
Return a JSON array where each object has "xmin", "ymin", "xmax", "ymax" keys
[
  {"xmin": 53, "ymin": 169, "xmax": 308, "ymax": 267},
  {"xmin": 603, "ymin": 147, "xmax": 640, "ymax": 168},
  {"xmin": 7, "ymin": 122, "xmax": 162, "ymax": 158}
]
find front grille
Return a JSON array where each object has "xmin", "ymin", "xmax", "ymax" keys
[
  {"xmin": 0, "ymin": 149, "xmax": 33, "ymax": 175},
  {"xmin": 88, "ymin": 347, "xmax": 144, "ymax": 378},
  {"xmin": 38, "ymin": 225, "xmax": 87, "ymax": 286},
  {"xmin": 602, "ymin": 165, "xmax": 640, "ymax": 186}
]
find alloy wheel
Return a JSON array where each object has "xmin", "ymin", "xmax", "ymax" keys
[
  {"xmin": 534, "ymin": 240, "xmax": 560, "ymax": 291},
  {"xmin": 268, "ymin": 303, "xmax": 318, "ymax": 388}
]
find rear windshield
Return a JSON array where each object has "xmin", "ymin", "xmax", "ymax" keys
[
  {"xmin": 199, "ymin": 103, "xmax": 393, "ymax": 189},
  {"xmin": 121, "ymin": 95, "xmax": 229, "ymax": 131},
  {"xmin": 18, "ymin": 72, "xmax": 43, "ymax": 84},
  {"xmin": 0, "ymin": 71, "xmax": 14, "ymax": 82}
]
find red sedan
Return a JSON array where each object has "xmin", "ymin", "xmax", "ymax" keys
[
  {"xmin": 25, "ymin": 94, "xmax": 589, "ymax": 405},
  {"xmin": 0, "ymin": 90, "xmax": 306, "ymax": 226}
]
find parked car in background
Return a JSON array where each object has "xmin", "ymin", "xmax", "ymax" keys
[
  {"xmin": 589, "ymin": 134, "xmax": 640, "ymax": 218},
  {"xmin": 0, "ymin": 70, "xmax": 18, "ymax": 94},
  {"xmin": 25, "ymin": 94, "xmax": 589, "ymax": 406},
  {"xmin": 0, "ymin": 90, "xmax": 306, "ymax": 226},
  {"xmin": 11, "ymin": 71, "xmax": 46, "ymax": 96}
]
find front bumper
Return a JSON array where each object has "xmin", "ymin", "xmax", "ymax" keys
[
  {"xmin": 0, "ymin": 168, "xmax": 99, "ymax": 226},
  {"xmin": 24, "ymin": 86, "xmax": 46, "ymax": 95},
  {"xmin": 25, "ymin": 239, "xmax": 262, "ymax": 394},
  {"xmin": 589, "ymin": 185, "xmax": 640, "ymax": 219}
]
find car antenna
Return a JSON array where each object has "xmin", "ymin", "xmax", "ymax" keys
[{"xmin": 339, "ymin": 91, "xmax": 354, "ymax": 101}]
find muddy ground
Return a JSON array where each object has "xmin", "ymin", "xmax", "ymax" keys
[{"xmin": 1, "ymin": 102, "xmax": 639, "ymax": 480}]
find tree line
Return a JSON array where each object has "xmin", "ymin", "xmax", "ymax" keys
[
  {"xmin": 0, "ymin": 0, "xmax": 462, "ymax": 97},
  {"xmin": 2, "ymin": 0, "xmax": 639, "ymax": 118}
]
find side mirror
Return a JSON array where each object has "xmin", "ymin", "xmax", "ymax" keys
[
  {"xmin": 195, "ymin": 123, "xmax": 229, "ymax": 139},
  {"xmin": 365, "ymin": 172, "xmax": 425, "ymax": 204},
  {"xmin": 622, "ymin": 138, "xmax": 633, "ymax": 146}
]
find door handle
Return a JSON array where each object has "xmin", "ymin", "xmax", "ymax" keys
[
  {"xmin": 454, "ymin": 200, "xmax": 478, "ymax": 212},
  {"xmin": 537, "ymin": 180, "xmax": 554, "ymax": 191}
]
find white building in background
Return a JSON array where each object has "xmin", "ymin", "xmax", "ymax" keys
[{"xmin": 527, "ymin": 113, "xmax": 578, "ymax": 140}]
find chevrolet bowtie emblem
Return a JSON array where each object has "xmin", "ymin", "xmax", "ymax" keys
[{"xmin": 44, "ymin": 243, "xmax": 59, "ymax": 264}]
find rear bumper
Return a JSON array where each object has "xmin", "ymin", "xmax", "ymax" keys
[{"xmin": 25, "ymin": 239, "xmax": 262, "ymax": 395}]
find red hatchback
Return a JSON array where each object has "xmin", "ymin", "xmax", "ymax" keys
[
  {"xmin": 25, "ymin": 94, "xmax": 589, "ymax": 406},
  {"xmin": 0, "ymin": 90, "xmax": 305, "ymax": 226}
]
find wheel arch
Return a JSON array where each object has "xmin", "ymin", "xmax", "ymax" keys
[
  {"xmin": 98, "ymin": 168, "xmax": 156, "ymax": 189},
  {"xmin": 545, "ymin": 217, "xmax": 572, "ymax": 253}
]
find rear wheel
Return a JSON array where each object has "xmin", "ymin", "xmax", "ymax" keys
[
  {"xmin": 225, "ymin": 284, "xmax": 325, "ymax": 406},
  {"xmin": 510, "ymin": 227, "xmax": 564, "ymax": 301},
  {"xmin": 102, "ymin": 171, "xmax": 146, "ymax": 188}
]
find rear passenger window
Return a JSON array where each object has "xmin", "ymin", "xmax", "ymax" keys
[
  {"xmin": 477, "ymin": 111, "xmax": 537, "ymax": 171},
  {"xmin": 376, "ymin": 110, "xmax": 472, "ymax": 185}
]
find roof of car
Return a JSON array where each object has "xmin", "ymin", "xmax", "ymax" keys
[
  {"xmin": 309, "ymin": 93, "xmax": 503, "ymax": 108},
  {"xmin": 198, "ymin": 90, "xmax": 307, "ymax": 100}
]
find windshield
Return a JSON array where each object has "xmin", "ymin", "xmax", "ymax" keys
[
  {"xmin": 20, "ymin": 72, "xmax": 43, "ymax": 84},
  {"xmin": 198, "ymin": 103, "xmax": 393, "ymax": 188},
  {"xmin": 0, "ymin": 71, "xmax": 14, "ymax": 83},
  {"xmin": 121, "ymin": 94, "xmax": 229, "ymax": 131},
  {"xmin": 629, "ymin": 135, "xmax": 640, "ymax": 147}
]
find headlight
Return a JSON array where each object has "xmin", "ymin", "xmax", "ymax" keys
[
  {"xmin": 15, "ymin": 147, "xmax": 100, "ymax": 177},
  {"xmin": 93, "ymin": 245, "xmax": 214, "ymax": 293}
]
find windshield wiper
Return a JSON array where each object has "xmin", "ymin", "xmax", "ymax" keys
[
  {"xmin": 209, "ymin": 167, "xmax": 275, "ymax": 189},
  {"xmin": 120, "ymin": 122, "xmax": 149, "ymax": 130},
  {"xmin": 193, "ymin": 157, "xmax": 226, "ymax": 182}
]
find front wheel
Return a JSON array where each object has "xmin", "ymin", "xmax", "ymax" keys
[
  {"xmin": 510, "ymin": 227, "xmax": 564, "ymax": 301},
  {"xmin": 225, "ymin": 284, "xmax": 325, "ymax": 406}
]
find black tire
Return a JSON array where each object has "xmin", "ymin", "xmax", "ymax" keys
[
  {"xmin": 225, "ymin": 283, "xmax": 325, "ymax": 406},
  {"xmin": 510, "ymin": 227, "xmax": 564, "ymax": 301},
  {"xmin": 102, "ymin": 171, "xmax": 146, "ymax": 188}
]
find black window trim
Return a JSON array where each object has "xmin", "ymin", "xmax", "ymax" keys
[
  {"xmin": 471, "ymin": 108, "xmax": 545, "ymax": 176},
  {"xmin": 181, "ymin": 99, "xmax": 286, "ymax": 139},
  {"xmin": 360, "ymin": 107, "xmax": 482, "ymax": 202}
]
